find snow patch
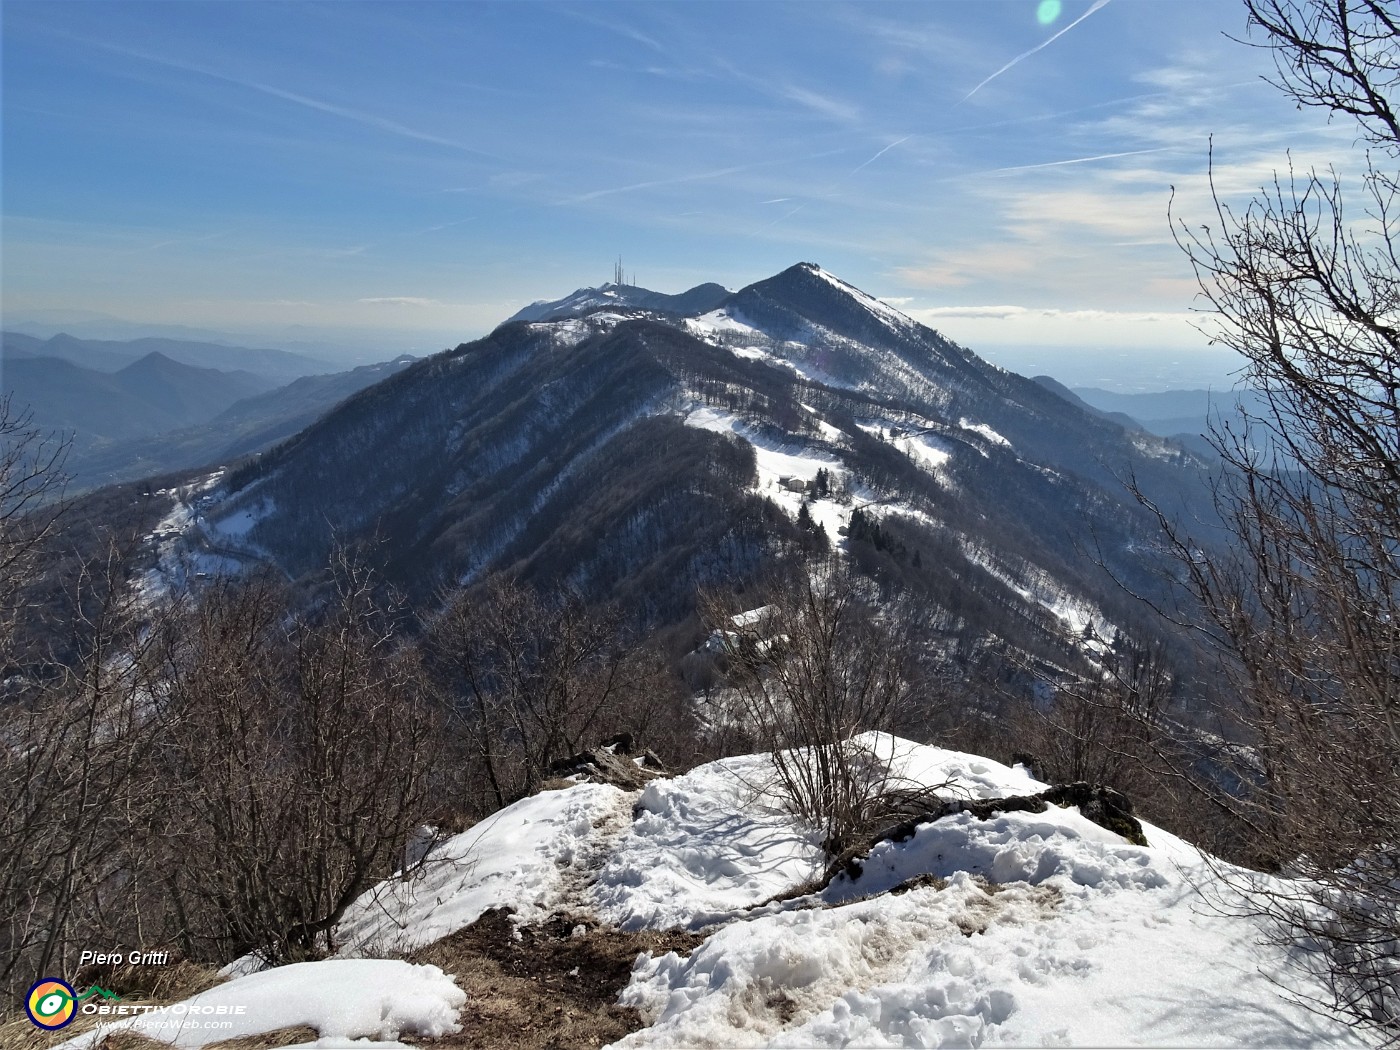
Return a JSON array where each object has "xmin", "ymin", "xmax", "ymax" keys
[
  {"xmin": 210, "ymin": 499, "xmax": 272, "ymax": 540},
  {"xmin": 602, "ymin": 734, "xmax": 1365, "ymax": 1049},
  {"xmin": 592, "ymin": 753, "xmax": 826, "ymax": 931},
  {"xmin": 57, "ymin": 960, "xmax": 464, "ymax": 1049},
  {"xmin": 337, "ymin": 782, "xmax": 627, "ymax": 956},
  {"xmin": 957, "ymin": 417, "xmax": 1011, "ymax": 448},
  {"xmin": 684, "ymin": 405, "xmax": 846, "ymax": 543}
]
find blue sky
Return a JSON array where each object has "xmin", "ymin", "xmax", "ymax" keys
[{"xmin": 1, "ymin": 1, "xmax": 1352, "ymax": 387}]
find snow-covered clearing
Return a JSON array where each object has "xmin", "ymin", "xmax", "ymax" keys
[
  {"xmin": 957, "ymin": 417, "xmax": 1011, "ymax": 448},
  {"xmin": 686, "ymin": 310, "xmax": 765, "ymax": 340},
  {"xmin": 961, "ymin": 541, "xmax": 1116, "ymax": 646},
  {"xmin": 208, "ymin": 498, "xmax": 272, "ymax": 540},
  {"xmin": 685, "ymin": 405, "xmax": 847, "ymax": 543},
  {"xmin": 798, "ymin": 403, "xmax": 846, "ymax": 443},
  {"xmin": 895, "ymin": 432, "xmax": 951, "ymax": 473}
]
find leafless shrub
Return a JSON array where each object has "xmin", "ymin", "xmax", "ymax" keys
[
  {"xmin": 700, "ymin": 558, "xmax": 923, "ymax": 855},
  {"xmin": 427, "ymin": 574, "xmax": 671, "ymax": 809},
  {"xmin": 1161, "ymin": 1, "xmax": 1400, "ymax": 1036},
  {"xmin": 145, "ymin": 554, "xmax": 444, "ymax": 964}
]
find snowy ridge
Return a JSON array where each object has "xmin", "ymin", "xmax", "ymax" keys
[
  {"xmin": 960, "ymin": 540, "xmax": 1115, "ymax": 644},
  {"xmin": 65, "ymin": 737, "xmax": 1364, "ymax": 1048},
  {"xmin": 800, "ymin": 262, "xmax": 920, "ymax": 337},
  {"xmin": 322, "ymin": 735, "xmax": 1360, "ymax": 1048}
]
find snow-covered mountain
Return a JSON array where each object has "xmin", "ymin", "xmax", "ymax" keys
[
  {"xmin": 62, "ymin": 736, "xmax": 1363, "ymax": 1049},
  {"xmin": 136, "ymin": 262, "xmax": 1215, "ymax": 679},
  {"xmin": 508, "ymin": 280, "xmax": 731, "ymax": 323}
]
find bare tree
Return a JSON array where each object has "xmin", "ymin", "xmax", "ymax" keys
[
  {"xmin": 700, "ymin": 559, "xmax": 921, "ymax": 856},
  {"xmin": 1167, "ymin": 1, "xmax": 1400, "ymax": 1036},
  {"xmin": 428, "ymin": 574, "xmax": 666, "ymax": 808},
  {"xmin": 0, "ymin": 543, "xmax": 160, "ymax": 996},
  {"xmin": 0, "ymin": 395, "xmax": 67, "ymax": 669},
  {"xmin": 1023, "ymin": 633, "xmax": 1174, "ymax": 790},
  {"xmin": 148, "ymin": 556, "xmax": 444, "ymax": 964}
]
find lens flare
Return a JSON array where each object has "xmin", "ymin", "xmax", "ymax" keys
[{"xmin": 1037, "ymin": 0, "xmax": 1063, "ymax": 25}]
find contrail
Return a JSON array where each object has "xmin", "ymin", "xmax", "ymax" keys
[
  {"xmin": 963, "ymin": 0, "xmax": 1113, "ymax": 102},
  {"xmin": 851, "ymin": 135, "xmax": 911, "ymax": 175},
  {"xmin": 94, "ymin": 40, "xmax": 500, "ymax": 159},
  {"xmin": 987, "ymin": 146, "xmax": 1171, "ymax": 175}
]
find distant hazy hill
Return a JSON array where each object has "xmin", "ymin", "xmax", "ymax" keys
[
  {"xmin": 2, "ymin": 331, "xmax": 335, "ymax": 381},
  {"xmin": 1031, "ymin": 376, "xmax": 1146, "ymax": 433},
  {"xmin": 1070, "ymin": 386, "xmax": 1268, "ymax": 457},
  {"xmin": 4, "ymin": 352, "xmax": 277, "ymax": 445},
  {"xmin": 56, "ymin": 355, "xmax": 418, "ymax": 491}
]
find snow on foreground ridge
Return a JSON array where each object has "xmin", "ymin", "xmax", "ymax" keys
[
  {"xmin": 65, "ymin": 736, "xmax": 1366, "ymax": 1048},
  {"xmin": 602, "ymin": 736, "xmax": 1364, "ymax": 1048},
  {"xmin": 339, "ymin": 733, "xmax": 1362, "ymax": 1048}
]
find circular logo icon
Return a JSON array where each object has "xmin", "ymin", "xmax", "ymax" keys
[{"xmin": 25, "ymin": 978, "xmax": 77, "ymax": 1030}]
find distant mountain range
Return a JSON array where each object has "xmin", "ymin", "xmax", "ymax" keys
[
  {"xmin": 2, "ymin": 331, "xmax": 336, "ymax": 381},
  {"xmin": 5, "ymin": 351, "xmax": 277, "ymax": 445},
  {"xmin": 1065, "ymin": 385, "xmax": 1268, "ymax": 458},
  {"xmin": 112, "ymin": 263, "xmax": 1220, "ymax": 695},
  {"xmin": 2, "ymin": 333, "xmax": 416, "ymax": 491},
  {"xmin": 65, "ymin": 355, "xmax": 418, "ymax": 490}
]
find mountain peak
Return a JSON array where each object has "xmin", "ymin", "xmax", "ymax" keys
[
  {"xmin": 728, "ymin": 263, "xmax": 922, "ymax": 349},
  {"xmin": 122, "ymin": 349, "xmax": 185, "ymax": 372},
  {"xmin": 506, "ymin": 280, "xmax": 731, "ymax": 325}
]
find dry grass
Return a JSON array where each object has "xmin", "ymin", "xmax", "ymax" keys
[
  {"xmin": 0, "ymin": 910, "xmax": 704, "ymax": 1050},
  {"xmin": 407, "ymin": 908, "xmax": 705, "ymax": 1050}
]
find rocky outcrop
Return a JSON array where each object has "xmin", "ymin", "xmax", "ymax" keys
[{"xmin": 547, "ymin": 734, "xmax": 668, "ymax": 791}]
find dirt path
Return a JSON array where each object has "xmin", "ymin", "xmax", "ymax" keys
[{"xmin": 409, "ymin": 908, "xmax": 703, "ymax": 1050}]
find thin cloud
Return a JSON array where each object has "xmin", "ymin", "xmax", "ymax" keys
[
  {"xmin": 94, "ymin": 40, "xmax": 499, "ymax": 159},
  {"xmin": 908, "ymin": 304, "xmax": 1195, "ymax": 324},
  {"xmin": 851, "ymin": 135, "xmax": 911, "ymax": 175},
  {"xmin": 559, "ymin": 147, "xmax": 848, "ymax": 206},
  {"xmin": 358, "ymin": 296, "xmax": 439, "ymax": 306},
  {"xmin": 558, "ymin": 7, "xmax": 670, "ymax": 56},
  {"xmin": 963, "ymin": 0, "xmax": 1113, "ymax": 102},
  {"xmin": 557, "ymin": 164, "xmax": 753, "ymax": 205},
  {"xmin": 782, "ymin": 84, "xmax": 861, "ymax": 124},
  {"xmin": 987, "ymin": 147, "xmax": 1173, "ymax": 176},
  {"xmin": 914, "ymin": 305, "xmax": 1029, "ymax": 320},
  {"xmin": 417, "ymin": 218, "xmax": 476, "ymax": 234}
]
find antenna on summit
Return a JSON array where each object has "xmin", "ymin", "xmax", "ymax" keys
[{"xmin": 614, "ymin": 257, "xmax": 625, "ymax": 286}]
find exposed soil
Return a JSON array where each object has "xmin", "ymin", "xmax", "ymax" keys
[{"xmin": 408, "ymin": 908, "xmax": 705, "ymax": 1050}]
